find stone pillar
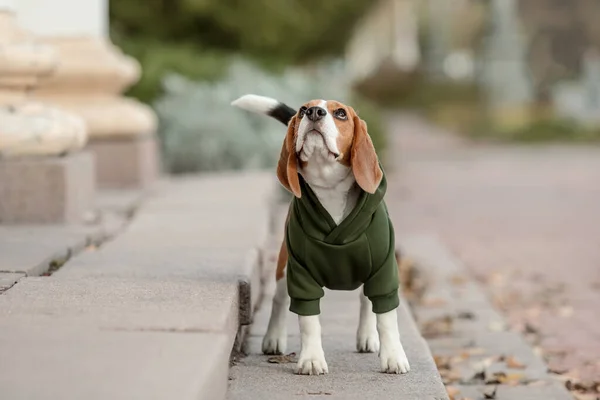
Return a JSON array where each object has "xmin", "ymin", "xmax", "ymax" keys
[
  {"xmin": 16, "ymin": 0, "xmax": 159, "ymax": 190},
  {"xmin": 0, "ymin": 0, "xmax": 96, "ymax": 224}
]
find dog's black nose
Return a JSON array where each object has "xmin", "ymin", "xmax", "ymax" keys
[{"xmin": 305, "ymin": 106, "xmax": 327, "ymax": 122}]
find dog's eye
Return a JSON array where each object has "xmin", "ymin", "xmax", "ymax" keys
[
  {"xmin": 298, "ymin": 106, "xmax": 307, "ymax": 118},
  {"xmin": 334, "ymin": 108, "xmax": 347, "ymax": 120}
]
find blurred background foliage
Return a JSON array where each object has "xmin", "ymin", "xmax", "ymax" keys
[
  {"xmin": 109, "ymin": 0, "xmax": 387, "ymax": 174},
  {"xmin": 110, "ymin": 0, "xmax": 371, "ymax": 103}
]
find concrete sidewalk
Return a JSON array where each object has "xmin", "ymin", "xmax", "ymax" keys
[
  {"xmin": 228, "ymin": 282, "xmax": 448, "ymax": 400},
  {"xmin": 0, "ymin": 171, "xmax": 274, "ymax": 400},
  {"xmin": 227, "ymin": 206, "xmax": 449, "ymax": 400}
]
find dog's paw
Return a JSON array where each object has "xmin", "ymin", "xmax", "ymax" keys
[
  {"xmin": 297, "ymin": 350, "xmax": 329, "ymax": 375},
  {"xmin": 379, "ymin": 348, "xmax": 410, "ymax": 374},
  {"xmin": 262, "ymin": 331, "xmax": 287, "ymax": 355},
  {"xmin": 356, "ymin": 329, "xmax": 380, "ymax": 353}
]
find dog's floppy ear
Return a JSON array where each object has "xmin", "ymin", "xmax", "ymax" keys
[
  {"xmin": 277, "ymin": 114, "xmax": 302, "ymax": 197},
  {"xmin": 350, "ymin": 113, "xmax": 383, "ymax": 194}
]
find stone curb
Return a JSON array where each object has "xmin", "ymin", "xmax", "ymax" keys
[{"xmin": 0, "ymin": 191, "xmax": 137, "ymax": 278}]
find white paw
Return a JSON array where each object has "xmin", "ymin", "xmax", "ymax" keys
[
  {"xmin": 379, "ymin": 347, "xmax": 410, "ymax": 374},
  {"xmin": 356, "ymin": 330, "xmax": 380, "ymax": 353},
  {"xmin": 297, "ymin": 350, "xmax": 329, "ymax": 375},
  {"xmin": 262, "ymin": 331, "xmax": 286, "ymax": 355}
]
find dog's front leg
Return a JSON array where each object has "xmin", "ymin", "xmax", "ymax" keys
[
  {"xmin": 376, "ymin": 309, "xmax": 410, "ymax": 374},
  {"xmin": 297, "ymin": 315, "xmax": 328, "ymax": 375},
  {"xmin": 262, "ymin": 277, "xmax": 289, "ymax": 355},
  {"xmin": 356, "ymin": 291, "xmax": 380, "ymax": 353}
]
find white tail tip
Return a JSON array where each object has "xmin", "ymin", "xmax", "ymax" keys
[{"xmin": 231, "ymin": 94, "xmax": 280, "ymax": 115}]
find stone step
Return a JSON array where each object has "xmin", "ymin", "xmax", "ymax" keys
[
  {"xmin": 0, "ymin": 171, "xmax": 274, "ymax": 400},
  {"xmin": 57, "ymin": 172, "xmax": 274, "ymax": 325},
  {"xmin": 0, "ymin": 277, "xmax": 238, "ymax": 400},
  {"xmin": 0, "ymin": 190, "xmax": 139, "ymax": 277}
]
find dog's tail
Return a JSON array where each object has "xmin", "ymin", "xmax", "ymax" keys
[{"xmin": 231, "ymin": 94, "xmax": 296, "ymax": 126}]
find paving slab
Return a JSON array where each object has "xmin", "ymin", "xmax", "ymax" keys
[
  {"xmin": 0, "ymin": 226, "xmax": 97, "ymax": 276},
  {"xmin": 228, "ymin": 281, "xmax": 448, "ymax": 399},
  {"xmin": 0, "ymin": 323, "xmax": 231, "ymax": 400},
  {"xmin": 0, "ymin": 277, "xmax": 238, "ymax": 333},
  {"xmin": 0, "ymin": 190, "xmax": 137, "ymax": 277},
  {"xmin": 397, "ymin": 235, "xmax": 574, "ymax": 400},
  {"xmin": 0, "ymin": 276, "xmax": 239, "ymax": 400},
  {"xmin": 58, "ymin": 172, "xmax": 274, "ymax": 325}
]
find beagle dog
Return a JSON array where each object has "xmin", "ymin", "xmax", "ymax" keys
[{"xmin": 232, "ymin": 94, "xmax": 410, "ymax": 376}]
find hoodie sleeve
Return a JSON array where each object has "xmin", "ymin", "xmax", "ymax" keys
[
  {"xmin": 363, "ymin": 218, "xmax": 400, "ymax": 314},
  {"xmin": 287, "ymin": 253, "xmax": 325, "ymax": 316}
]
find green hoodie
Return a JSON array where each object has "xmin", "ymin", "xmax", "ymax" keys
[{"xmin": 285, "ymin": 170, "xmax": 399, "ymax": 316}]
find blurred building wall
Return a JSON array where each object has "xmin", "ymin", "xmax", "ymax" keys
[{"xmin": 345, "ymin": 0, "xmax": 420, "ymax": 86}]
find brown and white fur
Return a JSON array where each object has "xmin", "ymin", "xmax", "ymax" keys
[{"xmin": 232, "ymin": 94, "xmax": 410, "ymax": 375}]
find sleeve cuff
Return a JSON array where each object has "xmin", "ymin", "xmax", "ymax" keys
[
  {"xmin": 290, "ymin": 298, "xmax": 321, "ymax": 316},
  {"xmin": 369, "ymin": 290, "xmax": 400, "ymax": 314}
]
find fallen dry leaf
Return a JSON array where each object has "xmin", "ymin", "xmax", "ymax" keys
[
  {"xmin": 307, "ymin": 391, "xmax": 332, "ymax": 396},
  {"xmin": 267, "ymin": 352, "xmax": 296, "ymax": 364},
  {"xmin": 450, "ymin": 274, "xmax": 467, "ymax": 286},
  {"xmin": 421, "ymin": 315, "xmax": 453, "ymax": 338},
  {"xmin": 506, "ymin": 355, "xmax": 526, "ymax": 369},
  {"xmin": 483, "ymin": 385, "xmax": 498, "ymax": 399},
  {"xmin": 456, "ymin": 311, "xmax": 476, "ymax": 320},
  {"xmin": 434, "ymin": 355, "xmax": 452, "ymax": 370},
  {"xmin": 440, "ymin": 369, "xmax": 463, "ymax": 385},
  {"xmin": 488, "ymin": 372, "xmax": 529, "ymax": 386},
  {"xmin": 466, "ymin": 347, "xmax": 486, "ymax": 356},
  {"xmin": 465, "ymin": 369, "xmax": 486, "ymax": 384},
  {"xmin": 421, "ymin": 297, "xmax": 448, "ymax": 308},
  {"xmin": 524, "ymin": 322, "xmax": 539, "ymax": 335},
  {"xmin": 446, "ymin": 386, "xmax": 460, "ymax": 400},
  {"xmin": 566, "ymin": 378, "xmax": 600, "ymax": 393}
]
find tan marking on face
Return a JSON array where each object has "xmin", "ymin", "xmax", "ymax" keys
[{"xmin": 326, "ymin": 100, "xmax": 354, "ymax": 166}]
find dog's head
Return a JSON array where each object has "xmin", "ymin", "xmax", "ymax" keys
[{"xmin": 278, "ymin": 100, "xmax": 383, "ymax": 198}]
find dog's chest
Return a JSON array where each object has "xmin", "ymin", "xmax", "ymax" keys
[
  {"xmin": 299, "ymin": 153, "xmax": 358, "ymax": 225},
  {"xmin": 311, "ymin": 185, "xmax": 360, "ymax": 225}
]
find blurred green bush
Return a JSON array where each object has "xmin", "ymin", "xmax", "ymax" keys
[
  {"xmin": 153, "ymin": 58, "xmax": 387, "ymax": 174},
  {"xmin": 110, "ymin": 0, "xmax": 388, "ymax": 175},
  {"xmin": 110, "ymin": 0, "xmax": 370, "ymax": 62},
  {"xmin": 110, "ymin": 0, "xmax": 372, "ymax": 103}
]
